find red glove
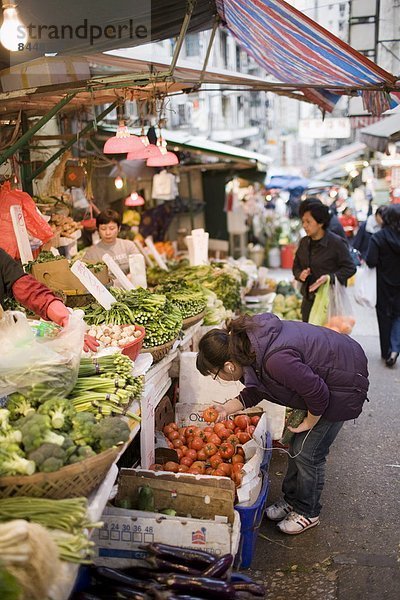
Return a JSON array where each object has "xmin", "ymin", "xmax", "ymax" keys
[
  {"xmin": 46, "ymin": 300, "xmax": 70, "ymax": 327},
  {"xmin": 83, "ymin": 334, "xmax": 100, "ymax": 353}
]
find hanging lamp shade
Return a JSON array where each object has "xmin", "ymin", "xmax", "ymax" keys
[
  {"xmin": 125, "ymin": 192, "xmax": 145, "ymax": 206},
  {"xmin": 126, "ymin": 144, "xmax": 162, "ymax": 161},
  {"xmin": 103, "ymin": 122, "xmax": 144, "ymax": 154},
  {"xmin": 146, "ymin": 151, "xmax": 179, "ymax": 167}
]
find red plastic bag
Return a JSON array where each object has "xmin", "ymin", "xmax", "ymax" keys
[{"xmin": 0, "ymin": 181, "xmax": 53, "ymax": 259}]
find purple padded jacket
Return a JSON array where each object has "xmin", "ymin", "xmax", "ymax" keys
[{"xmin": 240, "ymin": 313, "xmax": 369, "ymax": 422}]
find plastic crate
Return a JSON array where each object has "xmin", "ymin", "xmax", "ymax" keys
[
  {"xmin": 261, "ymin": 431, "xmax": 272, "ymax": 473},
  {"xmin": 234, "ymin": 472, "xmax": 270, "ymax": 569}
]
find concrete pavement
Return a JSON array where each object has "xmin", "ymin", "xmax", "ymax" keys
[{"xmin": 248, "ymin": 270, "xmax": 400, "ymax": 599}]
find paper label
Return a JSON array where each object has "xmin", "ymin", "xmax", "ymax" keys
[
  {"xmin": 102, "ymin": 253, "xmax": 134, "ymax": 291},
  {"xmin": 129, "ymin": 254, "xmax": 147, "ymax": 289},
  {"xmin": 71, "ymin": 260, "xmax": 116, "ymax": 310},
  {"xmin": 10, "ymin": 205, "xmax": 33, "ymax": 265},
  {"xmin": 145, "ymin": 236, "xmax": 169, "ymax": 271}
]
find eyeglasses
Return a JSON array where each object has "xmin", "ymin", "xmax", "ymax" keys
[{"xmin": 212, "ymin": 368, "xmax": 221, "ymax": 381}]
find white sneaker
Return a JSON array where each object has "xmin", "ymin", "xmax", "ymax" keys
[
  {"xmin": 265, "ymin": 499, "xmax": 293, "ymax": 521},
  {"xmin": 277, "ymin": 511, "xmax": 320, "ymax": 535}
]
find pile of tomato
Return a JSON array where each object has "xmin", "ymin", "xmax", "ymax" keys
[{"xmin": 149, "ymin": 413, "xmax": 261, "ymax": 487}]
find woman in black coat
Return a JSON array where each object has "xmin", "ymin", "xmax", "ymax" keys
[
  {"xmin": 293, "ymin": 203, "xmax": 356, "ymax": 322},
  {"xmin": 366, "ymin": 205, "xmax": 400, "ymax": 367}
]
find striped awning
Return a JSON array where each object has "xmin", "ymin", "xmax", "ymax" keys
[{"xmin": 216, "ymin": 0, "xmax": 399, "ymax": 114}]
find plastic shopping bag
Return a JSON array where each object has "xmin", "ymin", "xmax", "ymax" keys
[
  {"xmin": 308, "ymin": 277, "xmax": 330, "ymax": 326},
  {"xmin": 0, "ymin": 310, "xmax": 85, "ymax": 401},
  {"xmin": 325, "ymin": 281, "xmax": 355, "ymax": 334},
  {"xmin": 354, "ymin": 265, "xmax": 376, "ymax": 309},
  {"xmin": 0, "ymin": 181, "xmax": 53, "ymax": 259}
]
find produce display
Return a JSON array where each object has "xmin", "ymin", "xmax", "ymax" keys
[
  {"xmin": 147, "ymin": 262, "xmax": 246, "ymax": 312},
  {"xmin": 71, "ymin": 544, "xmax": 265, "ymax": 599},
  {"xmin": 155, "ymin": 281, "xmax": 207, "ymax": 319},
  {"xmin": 202, "ymin": 287, "xmax": 233, "ymax": 326},
  {"xmin": 148, "ymin": 413, "xmax": 261, "ymax": 490},
  {"xmin": 86, "ymin": 324, "xmax": 143, "ymax": 349},
  {"xmin": 83, "ymin": 288, "xmax": 183, "ymax": 348},
  {"xmin": 272, "ymin": 280, "xmax": 302, "ymax": 320},
  {"xmin": 23, "ymin": 251, "xmax": 65, "ymax": 274},
  {"xmin": 0, "ymin": 399, "xmax": 130, "ymax": 476},
  {"xmin": 50, "ymin": 213, "xmax": 82, "ymax": 237}
]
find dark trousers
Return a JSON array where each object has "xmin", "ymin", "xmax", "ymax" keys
[
  {"xmin": 301, "ymin": 297, "xmax": 314, "ymax": 322},
  {"xmin": 376, "ymin": 307, "xmax": 400, "ymax": 358},
  {"xmin": 283, "ymin": 418, "xmax": 344, "ymax": 518}
]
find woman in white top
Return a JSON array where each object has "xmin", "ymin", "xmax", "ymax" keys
[{"xmin": 83, "ymin": 209, "xmax": 137, "ymax": 274}]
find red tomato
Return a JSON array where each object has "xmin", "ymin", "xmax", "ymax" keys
[
  {"xmin": 218, "ymin": 428, "xmax": 231, "ymax": 440},
  {"xmin": 218, "ymin": 462, "xmax": 232, "ymax": 476},
  {"xmin": 234, "ymin": 427, "xmax": 242, "ymax": 435},
  {"xmin": 178, "ymin": 427, "xmax": 187, "ymax": 436},
  {"xmin": 232, "ymin": 453, "xmax": 244, "ymax": 465},
  {"xmin": 227, "ymin": 434, "xmax": 240, "ymax": 446},
  {"xmin": 234, "ymin": 415, "xmax": 251, "ymax": 430},
  {"xmin": 191, "ymin": 461, "xmax": 206, "ymax": 474},
  {"xmin": 202, "ymin": 406, "xmax": 219, "ymax": 423},
  {"xmin": 248, "ymin": 425, "xmax": 256, "ymax": 436},
  {"xmin": 167, "ymin": 441, "xmax": 174, "ymax": 449},
  {"xmin": 236, "ymin": 447, "xmax": 245, "ymax": 457},
  {"xmin": 164, "ymin": 461, "xmax": 180, "ymax": 473},
  {"xmin": 209, "ymin": 454, "xmax": 223, "ymax": 469},
  {"xmin": 204, "ymin": 443, "xmax": 218, "ymax": 457},
  {"xmin": 219, "ymin": 442, "xmax": 235, "ymax": 459},
  {"xmin": 232, "ymin": 471, "xmax": 243, "ymax": 487},
  {"xmin": 180, "ymin": 456, "xmax": 193, "ymax": 467},
  {"xmin": 197, "ymin": 448, "xmax": 207, "ymax": 461},
  {"xmin": 207, "ymin": 433, "xmax": 222, "ymax": 446},
  {"xmin": 188, "ymin": 467, "xmax": 201, "ymax": 475},
  {"xmin": 166, "ymin": 422, "xmax": 178, "ymax": 431},
  {"xmin": 178, "ymin": 464, "xmax": 189, "ymax": 472},
  {"xmin": 213, "ymin": 468, "xmax": 227, "ymax": 477},
  {"xmin": 168, "ymin": 431, "xmax": 180, "ymax": 441},
  {"xmin": 175, "ymin": 449, "xmax": 183, "ymax": 460},
  {"xmin": 213, "ymin": 422, "xmax": 226, "ymax": 436},
  {"xmin": 222, "ymin": 420, "xmax": 235, "ymax": 431},
  {"xmin": 204, "ymin": 426, "xmax": 214, "ymax": 434},
  {"xmin": 148, "ymin": 463, "xmax": 164, "ymax": 471},
  {"xmin": 232, "ymin": 462, "xmax": 244, "ymax": 474},
  {"xmin": 163, "ymin": 425, "xmax": 175, "ymax": 436},
  {"xmin": 186, "ymin": 426, "xmax": 201, "ymax": 437},
  {"xmin": 198, "ymin": 430, "xmax": 208, "ymax": 441},
  {"xmin": 205, "ymin": 467, "xmax": 214, "ymax": 475},
  {"xmin": 186, "ymin": 449, "xmax": 198, "ymax": 461},
  {"xmin": 180, "ymin": 445, "xmax": 188, "ymax": 455},
  {"xmin": 237, "ymin": 431, "xmax": 251, "ymax": 444},
  {"xmin": 250, "ymin": 415, "xmax": 261, "ymax": 426},
  {"xmin": 191, "ymin": 437, "xmax": 204, "ymax": 451},
  {"xmin": 172, "ymin": 438, "xmax": 183, "ymax": 449}
]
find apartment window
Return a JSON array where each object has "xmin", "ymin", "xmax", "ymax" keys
[
  {"xmin": 237, "ymin": 96, "xmax": 244, "ymax": 112},
  {"xmin": 236, "ymin": 45, "xmax": 241, "ymax": 71},
  {"xmin": 222, "ymin": 95, "xmax": 229, "ymax": 119},
  {"xmin": 185, "ymin": 33, "xmax": 200, "ymax": 57},
  {"xmin": 178, "ymin": 104, "xmax": 187, "ymax": 125},
  {"xmin": 339, "ymin": 3, "xmax": 346, "ymax": 17},
  {"xmin": 338, "ymin": 20, "xmax": 345, "ymax": 32},
  {"xmin": 220, "ymin": 31, "xmax": 229, "ymax": 68}
]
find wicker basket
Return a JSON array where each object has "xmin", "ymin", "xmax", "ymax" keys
[
  {"xmin": 64, "ymin": 291, "xmax": 94, "ymax": 308},
  {"xmin": 140, "ymin": 338, "xmax": 176, "ymax": 363},
  {"xmin": 182, "ymin": 310, "xmax": 206, "ymax": 330},
  {"xmin": 0, "ymin": 448, "xmax": 118, "ymax": 499}
]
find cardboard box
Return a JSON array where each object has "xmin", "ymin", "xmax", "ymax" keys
[
  {"xmin": 1, "ymin": 57, "xmax": 90, "ymax": 92},
  {"xmin": 92, "ymin": 468, "xmax": 240, "ymax": 568},
  {"xmin": 30, "ymin": 258, "xmax": 109, "ymax": 294}
]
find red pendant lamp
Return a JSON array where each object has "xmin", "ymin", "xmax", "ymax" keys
[
  {"xmin": 103, "ymin": 121, "xmax": 144, "ymax": 154},
  {"xmin": 147, "ymin": 151, "xmax": 179, "ymax": 167},
  {"xmin": 125, "ymin": 192, "xmax": 145, "ymax": 206},
  {"xmin": 126, "ymin": 144, "xmax": 162, "ymax": 160}
]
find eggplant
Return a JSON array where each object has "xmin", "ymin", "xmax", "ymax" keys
[
  {"xmin": 140, "ymin": 543, "xmax": 215, "ymax": 568},
  {"xmin": 154, "ymin": 574, "xmax": 235, "ymax": 599},
  {"xmin": 201, "ymin": 554, "xmax": 233, "ymax": 578},
  {"xmin": 94, "ymin": 567, "xmax": 161, "ymax": 593},
  {"xmin": 145, "ymin": 555, "xmax": 202, "ymax": 576},
  {"xmin": 232, "ymin": 581, "xmax": 266, "ymax": 597}
]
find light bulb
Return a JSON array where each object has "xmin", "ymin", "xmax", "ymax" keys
[
  {"xmin": 114, "ymin": 175, "xmax": 124, "ymax": 190},
  {"xmin": 0, "ymin": 6, "xmax": 27, "ymax": 52}
]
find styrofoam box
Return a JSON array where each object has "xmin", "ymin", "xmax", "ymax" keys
[{"xmin": 92, "ymin": 506, "xmax": 241, "ymax": 569}]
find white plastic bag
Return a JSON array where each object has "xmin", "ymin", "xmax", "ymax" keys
[
  {"xmin": 354, "ymin": 265, "xmax": 376, "ymax": 309},
  {"xmin": 0, "ymin": 311, "xmax": 85, "ymax": 400},
  {"xmin": 325, "ymin": 281, "xmax": 356, "ymax": 334},
  {"xmin": 256, "ymin": 399, "xmax": 286, "ymax": 441}
]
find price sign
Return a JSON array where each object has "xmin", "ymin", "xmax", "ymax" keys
[
  {"xmin": 71, "ymin": 260, "xmax": 116, "ymax": 310},
  {"xmin": 10, "ymin": 205, "xmax": 33, "ymax": 265},
  {"xmin": 145, "ymin": 236, "xmax": 169, "ymax": 271},
  {"xmin": 102, "ymin": 253, "xmax": 134, "ymax": 291}
]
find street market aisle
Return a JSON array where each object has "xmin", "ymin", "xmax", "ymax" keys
[{"xmin": 249, "ymin": 283, "xmax": 399, "ymax": 600}]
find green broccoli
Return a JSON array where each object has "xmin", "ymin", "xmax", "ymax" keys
[
  {"xmin": 28, "ymin": 443, "xmax": 67, "ymax": 473},
  {"xmin": 93, "ymin": 416, "xmax": 130, "ymax": 452},
  {"xmin": 68, "ymin": 445, "xmax": 96, "ymax": 464},
  {"xmin": 38, "ymin": 398, "xmax": 75, "ymax": 430},
  {"xmin": 0, "ymin": 428, "xmax": 22, "ymax": 447},
  {"xmin": 70, "ymin": 412, "xmax": 97, "ymax": 447},
  {"xmin": 6, "ymin": 395, "xmax": 36, "ymax": 422},
  {"xmin": 18, "ymin": 413, "xmax": 65, "ymax": 453},
  {"xmin": 62, "ymin": 436, "xmax": 78, "ymax": 458},
  {"xmin": 0, "ymin": 447, "xmax": 35, "ymax": 476},
  {"xmin": 0, "ymin": 409, "xmax": 11, "ymax": 431}
]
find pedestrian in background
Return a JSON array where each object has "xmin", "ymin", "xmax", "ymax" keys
[
  {"xmin": 353, "ymin": 206, "xmax": 385, "ymax": 260},
  {"xmin": 293, "ymin": 202, "xmax": 356, "ymax": 322},
  {"xmin": 365, "ymin": 205, "xmax": 400, "ymax": 367},
  {"xmin": 339, "ymin": 206, "xmax": 358, "ymax": 239}
]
